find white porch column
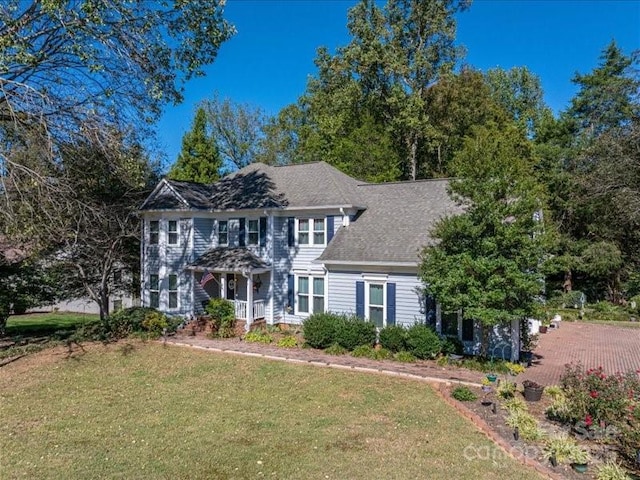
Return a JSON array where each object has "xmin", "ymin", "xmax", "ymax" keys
[
  {"xmin": 221, "ymin": 274, "xmax": 226, "ymax": 299},
  {"xmin": 246, "ymin": 272, "xmax": 254, "ymax": 331}
]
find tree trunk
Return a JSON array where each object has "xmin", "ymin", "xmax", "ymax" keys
[
  {"xmin": 407, "ymin": 134, "xmax": 418, "ymax": 181},
  {"xmin": 480, "ymin": 323, "xmax": 490, "ymax": 359},
  {"xmin": 562, "ymin": 270, "xmax": 573, "ymax": 293},
  {"xmin": 99, "ymin": 288, "xmax": 110, "ymax": 322}
]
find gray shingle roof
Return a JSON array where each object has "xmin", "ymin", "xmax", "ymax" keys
[
  {"xmin": 140, "ymin": 162, "xmax": 364, "ymax": 211},
  {"xmin": 318, "ymin": 179, "xmax": 463, "ymax": 265},
  {"xmin": 189, "ymin": 247, "xmax": 270, "ymax": 272}
]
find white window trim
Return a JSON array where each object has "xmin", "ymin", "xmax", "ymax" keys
[
  {"xmin": 167, "ymin": 220, "xmax": 179, "ymax": 246},
  {"xmin": 246, "ymin": 218, "xmax": 260, "ymax": 246},
  {"xmin": 218, "ymin": 220, "xmax": 229, "ymax": 246},
  {"xmin": 149, "ymin": 273, "xmax": 160, "ymax": 309},
  {"xmin": 148, "ymin": 220, "xmax": 160, "ymax": 245},
  {"xmin": 364, "ymin": 279, "xmax": 387, "ymax": 328},
  {"xmin": 295, "ymin": 218, "xmax": 326, "ymax": 246},
  {"xmin": 168, "ymin": 274, "xmax": 179, "ymax": 310},
  {"xmin": 295, "ymin": 273, "xmax": 326, "ymax": 316}
]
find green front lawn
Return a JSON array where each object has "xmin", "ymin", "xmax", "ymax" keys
[
  {"xmin": 0, "ymin": 343, "xmax": 543, "ymax": 480},
  {"xmin": 5, "ymin": 312, "xmax": 99, "ymax": 336}
]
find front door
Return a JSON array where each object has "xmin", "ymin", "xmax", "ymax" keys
[{"xmin": 226, "ymin": 274, "xmax": 236, "ymax": 301}]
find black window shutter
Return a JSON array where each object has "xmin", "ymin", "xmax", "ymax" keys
[
  {"xmin": 356, "ymin": 281, "xmax": 365, "ymax": 319},
  {"xmin": 387, "ymin": 283, "xmax": 396, "ymax": 326},
  {"xmin": 287, "ymin": 217, "xmax": 295, "ymax": 247},
  {"xmin": 259, "ymin": 217, "xmax": 267, "ymax": 247},
  {"xmin": 326, "ymin": 216, "xmax": 335, "ymax": 243},
  {"xmin": 462, "ymin": 317, "xmax": 474, "ymax": 342},
  {"xmin": 287, "ymin": 274, "xmax": 295, "ymax": 309},
  {"xmin": 239, "ymin": 218, "xmax": 246, "ymax": 247}
]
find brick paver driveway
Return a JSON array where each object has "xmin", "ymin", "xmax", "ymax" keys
[{"xmin": 519, "ymin": 321, "xmax": 640, "ymax": 386}]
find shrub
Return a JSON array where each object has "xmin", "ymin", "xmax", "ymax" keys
[
  {"xmin": 451, "ymin": 386, "xmax": 477, "ymax": 402},
  {"xmin": 503, "ymin": 397, "xmax": 528, "ymax": 414},
  {"xmin": 497, "ymin": 380, "xmax": 517, "ymax": 399},
  {"xmin": 595, "ymin": 461, "xmax": 632, "ymax": 480},
  {"xmin": 618, "ymin": 401, "xmax": 640, "ymax": 472},
  {"xmin": 394, "ymin": 351, "xmax": 417, "ymax": 363},
  {"xmin": 542, "ymin": 434, "xmax": 580, "ymax": 464},
  {"xmin": 405, "ymin": 324, "xmax": 441, "ymax": 359},
  {"xmin": 141, "ymin": 311, "xmax": 168, "ymax": 335},
  {"xmin": 628, "ymin": 295, "xmax": 640, "ymax": 314},
  {"xmin": 505, "ymin": 410, "xmax": 544, "ymax": 441},
  {"xmin": 351, "ymin": 344, "xmax": 377, "ymax": 359},
  {"xmin": 106, "ymin": 307, "xmax": 152, "ymax": 336},
  {"xmin": 324, "ymin": 343, "xmax": 348, "ymax": 356},
  {"xmin": 244, "ymin": 331, "xmax": 273, "ymax": 343},
  {"xmin": 373, "ymin": 348, "xmax": 392, "ymax": 360},
  {"xmin": 277, "ymin": 335, "xmax": 297, "ymax": 348},
  {"xmin": 560, "ymin": 363, "xmax": 640, "ymax": 428},
  {"xmin": 440, "ymin": 336, "xmax": 464, "ymax": 356},
  {"xmin": 303, "ymin": 312, "xmax": 341, "ymax": 349},
  {"xmin": 334, "ymin": 315, "xmax": 376, "ymax": 350},
  {"xmin": 378, "ymin": 325, "xmax": 407, "ymax": 352},
  {"xmin": 205, "ymin": 298, "xmax": 236, "ymax": 335}
]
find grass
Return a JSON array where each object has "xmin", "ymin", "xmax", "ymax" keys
[
  {"xmin": 5, "ymin": 312, "xmax": 99, "ymax": 337},
  {"xmin": 0, "ymin": 343, "xmax": 543, "ymax": 480}
]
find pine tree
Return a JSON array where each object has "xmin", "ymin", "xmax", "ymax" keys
[{"xmin": 168, "ymin": 108, "xmax": 222, "ymax": 183}]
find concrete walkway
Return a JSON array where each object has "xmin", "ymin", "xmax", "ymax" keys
[
  {"xmin": 519, "ymin": 321, "xmax": 640, "ymax": 387},
  {"xmin": 166, "ymin": 335, "xmax": 486, "ymax": 386}
]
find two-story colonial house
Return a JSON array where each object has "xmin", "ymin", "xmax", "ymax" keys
[{"xmin": 139, "ymin": 161, "xmax": 520, "ymax": 359}]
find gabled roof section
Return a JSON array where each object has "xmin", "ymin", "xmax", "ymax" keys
[
  {"xmin": 318, "ymin": 179, "xmax": 463, "ymax": 265},
  {"xmin": 140, "ymin": 162, "xmax": 365, "ymax": 211},
  {"xmin": 188, "ymin": 247, "xmax": 270, "ymax": 273}
]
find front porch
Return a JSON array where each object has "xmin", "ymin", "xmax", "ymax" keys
[
  {"xmin": 189, "ymin": 247, "xmax": 271, "ymax": 330},
  {"xmin": 234, "ymin": 299, "xmax": 266, "ymax": 321}
]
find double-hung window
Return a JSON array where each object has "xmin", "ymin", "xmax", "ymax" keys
[
  {"xmin": 168, "ymin": 220, "xmax": 179, "ymax": 245},
  {"xmin": 368, "ymin": 283, "xmax": 385, "ymax": 328},
  {"xmin": 149, "ymin": 221, "xmax": 159, "ymax": 245},
  {"xmin": 441, "ymin": 311, "xmax": 459, "ymax": 337},
  {"xmin": 168, "ymin": 274, "xmax": 178, "ymax": 309},
  {"xmin": 149, "ymin": 274, "xmax": 159, "ymax": 308},
  {"xmin": 297, "ymin": 218, "xmax": 325, "ymax": 246},
  {"xmin": 297, "ymin": 275, "xmax": 325, "ymax": 315},
  {"xmin": 247, "ymin": 219, "xmax": 259, "ymax": 245},
  {"xmin": 218, "ymin": 220, "xmax": 228, "ymax": 246}
]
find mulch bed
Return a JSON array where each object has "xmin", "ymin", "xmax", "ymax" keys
[{"xmin": 441, "ymin": 380, "xmax": 625, "ymax": 480}]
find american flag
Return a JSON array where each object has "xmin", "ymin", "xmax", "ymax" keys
[{"xmin": 200, "ymin": 270, "xmax": 214, "ymax": 287}]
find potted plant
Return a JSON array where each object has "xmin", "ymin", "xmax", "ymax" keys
[
  {"xmin": 539, "ymin": 319, "xmax": 550, "ymax": 334},
  {"xmin": 569, "ymin": 446, "xmax": 590, "ymax": 473},
  {"xmin": 523, "ymin": 380, "xmax": 544, "ymax": 402},
  {"xmin": 486, "ymin": 373, "xmax": 498, "ymax": 383},
  {"xmin": 481, "ymin": 378, "xmax": 492, "ymax": 393}
]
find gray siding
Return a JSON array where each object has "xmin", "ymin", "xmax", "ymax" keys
[
  {"xmin": 193, "ymin": 217, "xmax": 213, "ymax": 256},
  {"xmin": 327, "ymin": 270, "xmax": 423, "ymax": 327}
]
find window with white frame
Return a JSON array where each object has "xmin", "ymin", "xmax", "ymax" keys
[
  {"xmin": 247, "ymin": 219, "xmax": 259, "ymax": 245},
  {"xmin": 297, "ymin": 219, "xmax": 309, "ymax": 245},
  {"xmin": 149, "ymin": 220, "xmax": 159, "ymax": 245},
  {"xmin": 112, "ymin": 299, "xmax": 123, "ymax": 313},
  {"xmin": 297, "ymin": 275, "xmax": 325, "ymax": 315},
  {"xmin": 368, "ymin": 283, "xmax": 385, "ymax": 328},
  {"xmin": 218, "ymin": 220, "xmax": 228, "ymax": 246},
  {"xmin": 313, "ymin": 218, "xmax": 325, "ymax": 245},
  {"xmin": 168, "ymin": 220, "xmax": 179, "ymax": 245},
  {"xmin": 168, "ymin": 274, "xmax": 178, "ymax": 309},
  {"xmin": 149, "ymin": 274, "xmax": 159, "ymax": 308},
  {"xmin": 297, "ymin": 218, "xmax": 325, "ymax": 246}
]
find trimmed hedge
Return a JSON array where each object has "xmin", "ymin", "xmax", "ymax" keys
[
  {"xmin": 76, "ymin": 307, "xmax": 179, "ymax": 341},
  {"xmin": 302, "ymin": 312, "xmax": 341, "ymax": 349},
  {"xmin": 378, "ymin": 325, "xmax": 407, "ymax": 353},
  {"xmin": 405, "ymin": 324, "xmax": 442, "ymax": 359},
  {"xmin": 303, "ymin": 312, "xmax": 376, "ymax": 350},
  {"xmin": 334, "ymin": 315, "xmax": 376, "ymax": 350}
]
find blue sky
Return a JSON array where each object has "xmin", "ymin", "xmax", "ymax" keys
[{"xmin": 156, "ymin": 0, "xmax": 640, "ymax": 167}]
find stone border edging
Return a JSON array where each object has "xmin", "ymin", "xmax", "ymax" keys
[
  {"xmin": 168, "ymin": 340, "xmax": 483, "ymax": 388},
  {"xmin": 435, "ymin": 384, "xmax": 563, "ymax": 480}
]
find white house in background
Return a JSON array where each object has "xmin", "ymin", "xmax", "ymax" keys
[{"xmin": 139, "ymin": 161, "xmax": 520, "ymax": 360}]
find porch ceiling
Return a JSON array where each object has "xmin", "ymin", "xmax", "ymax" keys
[{"xmin": 188, "ymin": 247, "xmax": 270, "ymax": 274}]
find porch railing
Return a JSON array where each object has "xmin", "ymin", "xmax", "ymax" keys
[{"xmin": 234, "ymin": 300, "xmax": 266, "ymax": 321}]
